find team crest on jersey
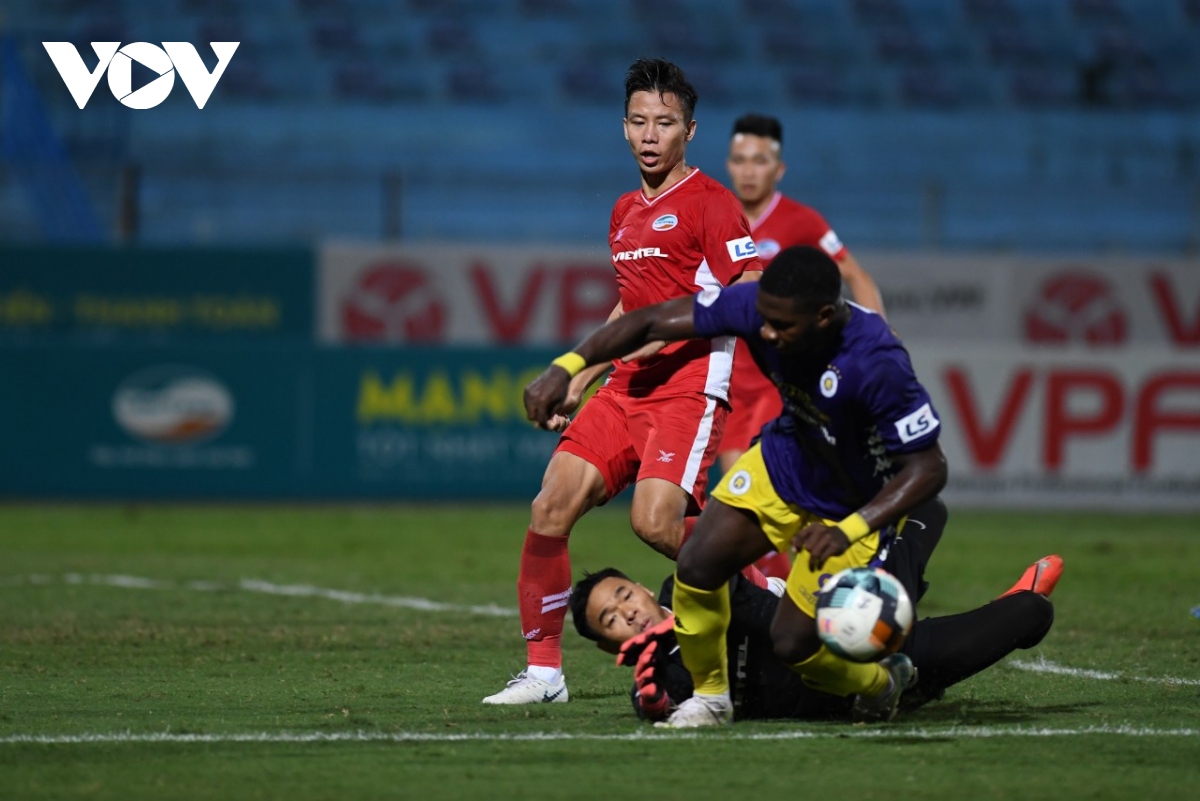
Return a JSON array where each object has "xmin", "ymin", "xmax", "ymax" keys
[
  {"xmin": 755, "ymin": 238, "xmax": 781, "ymax": 259},
  {"xmin": 819, "ymin": 367, "xmax": 841, "ymax": 398},
  {"xmin": 728, "ymin": 470, "xmax": 752, "ymax": 495},
  {"xmin": 652, "ymin": 214, "xmax": 678, "ymax": 231}
]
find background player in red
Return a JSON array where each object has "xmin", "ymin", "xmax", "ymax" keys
[
  {"xmin": 722, "ymin": 113, "xmax": 886, "ymax": 579},
  {"xmin": 484, "ymin": 59, "xmax": 762, "ymax": 705}
]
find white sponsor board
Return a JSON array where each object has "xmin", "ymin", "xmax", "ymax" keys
[
  {"xmin": 913, "ymin": 345, "xmax": 1200, "ymax": 509},
  {"xmin": 860, "ymin": 251, "xmax": 1200, "ymax": 349},
  {"xmin": 321, "ymin": 244, "xmax": 1200, "ymax": 350},
  {"xmin": 318, "ymin": 242, "xmax": 618, "ymax": 345}
]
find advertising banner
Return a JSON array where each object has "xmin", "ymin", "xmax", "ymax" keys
[
  {"xmin": 913, "ymin": 346, "xmax": 1200, "ymax": 509},
  {"xmin": 314, "ymin": 346, "xmax": 560, "ymax": 498},
  {"xmin": 862, "ymin": 251, "xmax": 1200, "ymax": 349},
  {"xmin": 319, "ymin": 243, "xmax": 1200, "ymax": 351},
  {"xmin": 0, "ymin": 344, "xmax": 303, "ymax": 497},
  {"xmin": 3, "ymin": 340, "xmax": 1196, "ymax": 508},
  {"xmin": 0, "ymin": 246, "xmax": 314, "ymax": 342},
  {"xmin": 0, "ymin": 343, "xmax": 560, "ymax": 500},
  {"xmin": 318, "ymin": 242, "xmax": 619, "ymax": 345}
]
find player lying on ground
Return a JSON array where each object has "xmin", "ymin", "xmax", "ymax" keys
[
  {"xmin": 569, "ymin": 498, "xmax": 1063, "ymax": 721},
  {"xmin": 526, "ymin": 246, "xmax": 947, "ymax": 726}
]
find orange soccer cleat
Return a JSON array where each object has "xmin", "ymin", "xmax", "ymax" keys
[{"xmin": 999, "ymin": 554, "xmax": 1064, "ymax": 599}]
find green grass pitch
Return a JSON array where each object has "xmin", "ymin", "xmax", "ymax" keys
[{"xmin": 1, "ymin": 504, "xmax": 1198, "ymax": 800}]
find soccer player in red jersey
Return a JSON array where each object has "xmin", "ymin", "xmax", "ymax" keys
[
  {"xmin": 483, "ymin": 59, "xmax": 762, "ymax": 705},
  {"xmin": 722, "ymin": 114, "xmax": 886, "ymax": 579}
]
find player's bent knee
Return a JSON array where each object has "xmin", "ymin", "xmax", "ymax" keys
[
  {"xmin": 630, "ymin": 513, "xmax": 684, "ymax": 558},
  {"xmin": 1009, "ymin": 591, "xmax": 1055, "ymax": 648},
  {"xmin": 673, "ymin": 539, "xmax": 733, "ymax": 589},
  {"xmin": 529, "ymin": 454, "xmax": 607, "ymax": 536},
  {"xmin": 674, "ymin": 542, "xmax": 702, "ymax": 584},
  {"xmin": 529, "ymin": 485, "xmax": 595, "ymax": 537}
]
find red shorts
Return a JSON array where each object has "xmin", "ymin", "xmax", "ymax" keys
[
  {"xmin": 722, "ymin": 343, "xmax": 783, "ymax": 455},
  {"xmin": 555, "ymin": 385, "xmax": 728, "ymax": 513}
]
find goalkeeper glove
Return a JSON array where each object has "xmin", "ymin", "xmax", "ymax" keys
[
  {"xmin": 616, "ymin": 613, "xmax": 676, "ymax": 668},
  {"xmin": 631, "ymin": 639, "xmax": 673, "ymax": 721}
]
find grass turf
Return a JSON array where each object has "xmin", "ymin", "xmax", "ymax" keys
[{"xmin": 1, "ymin": 504, "xmax": 1198, "ymax": 799}]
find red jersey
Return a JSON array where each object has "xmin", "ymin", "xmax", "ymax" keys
[
  {"xmin": 751, "ymin": 192, "xmax": 845, "ymax": 263},
  {"xmin": 724, "ymin": 192, "xmax": 848, "ymax": 452},
  {"xmin": 605, "ymin": 168, "xmax": 760, "ymax": 401}
]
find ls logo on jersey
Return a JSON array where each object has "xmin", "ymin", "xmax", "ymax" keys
[
  {"xmin": 652, "ymin": 214, "xmax": 678, "ymax": 231},
  {"xmin": 895, "ymin": 402, "xmax": 940, "ymax": 444},
  {"xmin": 43, "ymin": 41, "xmax": 239, "ymax": 109},
  {"xmin": 726, "ymin": 237, "xmax": 757, "ymax": 262},
  {"xmin": 819, "ymin": 229, "xmax": 843, "ymax": 256}
]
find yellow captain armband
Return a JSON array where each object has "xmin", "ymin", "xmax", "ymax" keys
[
  {"xmin": 836, "ymin": 512, "xmax": 872, "ymax": 543},
  {"xmin": 550, "ymin": 352, "xmax": 587, "ymax": 378}
]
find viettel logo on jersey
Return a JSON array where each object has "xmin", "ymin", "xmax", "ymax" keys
[
  {"xmin": 652, "ymin": 214, "xmax": 678, "ymax": 231},
  {"xmin": 112, "ymin": 366, "xmax": 234, "ymax": 445},
  {"xmin": 1024, "ymin": 272, "xmax": 1128, "ymax": 346},
  {"xmin": 341, "ymin": 262, "xmax": 446, "ymax": 342}
]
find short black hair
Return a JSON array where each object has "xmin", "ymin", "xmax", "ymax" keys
[
  {"xmin": 758, "ymin": 246, "xmax": 842, "ymax": 310},
  {"xmin": 732, "ymin": 113, "xmax": 783, "ymax": 145},
  {"xmin": 624, "ymin": 58, "xmax": 698, "ymax": 123},
  {"xmin": 569, "ymin": 567, "xmax": 631, "ymax": 642}
]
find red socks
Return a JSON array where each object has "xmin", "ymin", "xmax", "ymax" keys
[
  {"xmin": 740, "ymin": 563, "xmax": 770, "ymax": 589},
  {"xmin": 518, "ymin": 529, "xmax": 571, "ymax": 669}
]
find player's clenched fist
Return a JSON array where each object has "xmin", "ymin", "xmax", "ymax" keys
[{"xmin": 523, "ymin": 365, "xmax": 572, "ymax": 428}]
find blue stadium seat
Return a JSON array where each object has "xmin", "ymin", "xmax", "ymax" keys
[{"xmin": 0, "ymin": 0, "xmax": 1194, "ymax": 250}]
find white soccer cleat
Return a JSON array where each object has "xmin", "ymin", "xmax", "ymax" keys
[
  {"xmin": 481, "ymin": 671, "xmax": 569, "ymax": 705},
  {"xmin": 653, "ymin": 693, "xmax": 732, "ymax": 728},
  {"xmin": 851, "ymin": 653, "xmax": 916, "ymax": 723}
]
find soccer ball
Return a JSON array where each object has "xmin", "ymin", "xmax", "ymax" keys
[{"xmin": 815, "ymin": 567, "xmax": 913, "ymax": 662}]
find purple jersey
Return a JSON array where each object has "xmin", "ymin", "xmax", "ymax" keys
[{"xmin": 694, "ymin": 282, "xmax": 940, "ymax": 518}]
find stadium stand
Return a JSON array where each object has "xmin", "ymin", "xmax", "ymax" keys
[{"xmin": 0, "ymin": 0, "xmax": 1196, "ymax": 250}]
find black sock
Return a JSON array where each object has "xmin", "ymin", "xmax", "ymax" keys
[{"xmin": 902, "ymin": 591, "xmax": 1054, "ymax": 693}]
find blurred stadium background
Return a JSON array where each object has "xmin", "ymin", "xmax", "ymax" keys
[{"xmin": 1, "ymin": 0, "xmax": 1198, "ymax": 508}]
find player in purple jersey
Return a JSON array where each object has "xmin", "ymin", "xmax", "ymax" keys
[{"xmin": 524, "ymin": 246, "xmax": 948, "ymax": 727}]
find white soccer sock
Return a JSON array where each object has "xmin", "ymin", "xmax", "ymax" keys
[{"xmin": 527, "ymin": 664, "xmax": 562, "ymax": 684}]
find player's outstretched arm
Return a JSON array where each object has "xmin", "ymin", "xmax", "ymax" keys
[
  {"xmin": 542, "ymin": 302, "xmax": 625, "ymax": 432},
  {"xmin": 792, "ymin": 444, "xmax": 948, "ymax": 571},
  {"xmin": 837, "ymin": 251, "xmax": 885, "ymax": 318},
  {"xmin": 523, "ymin": 296, "xmax": 698, "ymax": 427}
]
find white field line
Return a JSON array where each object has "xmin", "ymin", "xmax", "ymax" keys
[
  {"xmin": 1, "ymin": 725, "xmax": 1198, "ymax": 746},
  {"xmin": 1010, "ymin": 655, "xmax": 1200, "ymax": 687},
  {"xmin": 6, "ymin": 573, "xmax": 1199, "ymax": 688},
  {"xmin": 1, "ymin": 573, "xmax": 516, "ymax": 617}
]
